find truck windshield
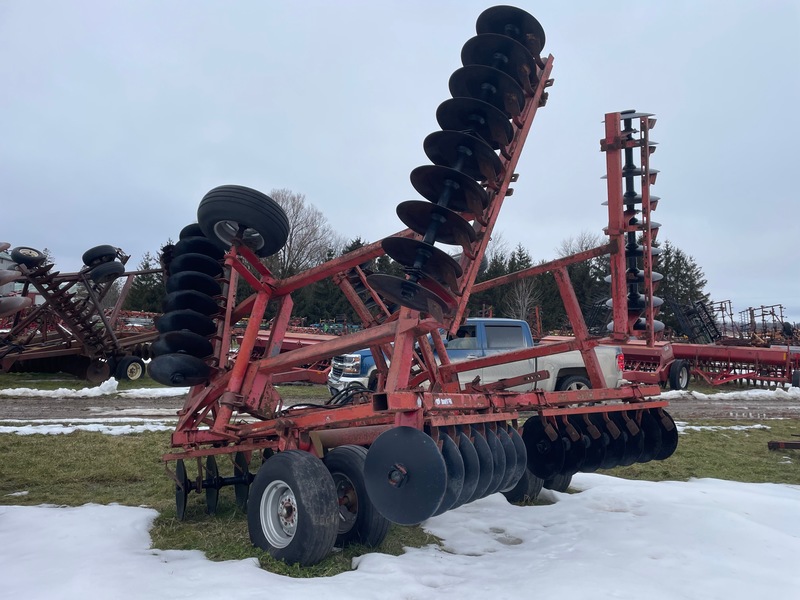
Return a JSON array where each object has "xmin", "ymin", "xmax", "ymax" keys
[{"xmin": 485, "ymin": 325, "xmax": 526, "ymax": 349}]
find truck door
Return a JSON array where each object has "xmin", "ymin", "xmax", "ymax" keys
[
  {"xmin": 445, "ymin": 324, "xmax": 483, "ymax": 386},
  {"xmin": 481, "ymin": 323, "xmax": 537, "ymax": 391}
]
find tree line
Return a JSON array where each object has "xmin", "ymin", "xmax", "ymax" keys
[{"xmin": 122, "ymin": 189, "xmax": 710, "ymax": 335}]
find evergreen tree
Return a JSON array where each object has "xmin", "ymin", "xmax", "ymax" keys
[
  {"xmin": 654, "ymin": 239, "xmax": 710, "ymax": 331},
  {"xmin": 123, "ymin": 251, "xmax": 164, "ymax": 312}
]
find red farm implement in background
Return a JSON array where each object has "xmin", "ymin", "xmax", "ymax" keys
[
  {"xmin": 144, "ymin": 6, "xmax": 678, "ymax": 566},
  {"xmin": 0, "ymin": 244, "xmax": 160, "ymax": 382}
]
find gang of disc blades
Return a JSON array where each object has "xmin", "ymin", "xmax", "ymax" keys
[
  {"xmin": 432, "ymin": 432, "xmax": 466, "ymax": 516},
  {"xmin": 559, "ymin": 422, "xmax": 587, "ymax": 476},
  {"xmin": 475, "ymin": 5, "xmax": 546, "ymax": 54},
  {"xmin": 468, "ymin": 427, "xmax": 495, "ymax": 502},
  {"xmin": 381, "ymin": 236, "xmax": 463, "ymax": 288},
  {"xmin": 363, "ymin": 426, "xmax": 447, "ymax": 525},
  {"xmin": 460, "ymin": 33, "xmax": 538, "ymax": 92},
  {"xmin": 366, "ymin": 273, "xmax": 453, "ymax": 315},
  {"xmin": 436, "ymin": 96, "xmax": 514, "ymax": 149},
  {"xmin": 452, "ymin": 431, "xmax": 480, "ymax": 508},
  {"xmin": 449, "ymin": 65, "xmax": 525, "ymax": 119},
  {"xmin": 521, "ymin": 418, "xmax": 565, "ymax": 480},
  {"xmin": 396, "ymin": 201, "xmax": 476, "ymax": 248},
  {"xmin": 410, "ymin": 164, "xmax": 489, "ymax": 215},
  {"xmin": 423, "ymin": 129, "xmax": 503, "ymax": 182}
]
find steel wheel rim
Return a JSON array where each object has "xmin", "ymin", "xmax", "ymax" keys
[
  {"xmin": 678, "ymin": 367, "xmax": 689, "ymax": 389},
  {"xmin": 212, "ymin": 220, "xmax": 265, "ymax": 252},
  {"xmin": 260, "ymin": 479, "xmax": 297, "ymax": 548},
  {"xmin": 331, "ymin": 472, "xmax": 358, "ymax": 535},
  {"xmin": 126, "ymin": 362, "xmax": 143, "ymax": 380},
  {"xmin": 566, "ymin": 381, "xmax": 590, "ymax": 391}
]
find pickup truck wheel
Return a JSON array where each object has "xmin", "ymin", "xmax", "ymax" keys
[
  {"xmin": 556, "ymin": 375, "xmax": 591, "ymax": 391},
  {"xmin": 668, "ymin": 360, "xmax": 690, "ymax": 390},
  {"xmin": 323, "ymin": 445, "xmax": 390, "ymax": 548},
  {"xmin": 543, "ymin": 473, "xmax": 572, "ymax": 493},
  {"xmin": 367, "ymin": 372, "xmax": 378, "ymax": 392},
  {"xmin": 793, "ymin": 371, "xmax": 800, "ymax": 388}
]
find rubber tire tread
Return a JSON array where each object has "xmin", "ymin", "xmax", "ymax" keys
[
  {"xmin": 198, "ymin": 185, "xmax": 289, "ymax": 258},
  {"xmin": 669, "ymin": 359, "xmax": 690, "ymax": 390},
  {"xmin": 247, "ymin": 450, "xmax": 338, "ymax": 566},
  {"xmin": 162, "ymin": 290, "xmax": 219, "ymax": 316},
  {"xmin": 148, "ymin": 353, "xmax": 210, "ymax": 386},
  {"xmin": 556, "ymin": 375, "xmax": 591, "ymax": 391},
  {"xmin": 11, "ymin": 246, "xmax": 46, "ymax": 268},
  {"xmin": 156, "ymin": 309, "xmax": 216, "ymax": 336},
  {"xmin": 89, "ymin": 260, "xmax": 125, "ymax": 283},
  {"xmin": 169, "ymin": 253, "xmax": 222, "ymax": 277},
  {"xmin": 166, "ymin": 271, "xmax": 221, "ymax": 297},
  {"xmin": 151, "ymin": 331, "xmax": 214, "ymax": 358},
  {"xmin": 323, "ymin": 445, "xmax": 390, "ymax": 548},
  {"xmin": 179, "ymin": 223, "xmax": 205, "ymax": 240},
  {"xmin": 82, "ymin": 245, "xmax": 117, "ymax": 267},
  {"xmin": 173, "ymin": 236, "xmax": 224, "ymax": 260},
  {"xmin": 115, "ymin": 356, "xmax": 145, "ymax": 381}
]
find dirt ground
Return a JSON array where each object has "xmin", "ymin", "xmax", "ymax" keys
[{"xmin": 2, "ymin": 387, "xmax": 799, "ymax": 422}]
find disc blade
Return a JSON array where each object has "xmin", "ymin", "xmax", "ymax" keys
[
  {"xmin": 152, "ymin": 331, "xmax": 214, "ymax": 359},
  {"xmin": 233, "ymin": 451, "xmax": 250, "ymax": 511},
  {"xmin": 654, "ymin": 409, "xmax": 679, "ymax": 460},
  {"xmin": 396, "ymin": 201, "xmax": 476, "ymax": 248},
  {"xmin": 364, "ymin": 427, "xmax": 447, "ymax": 525},
  {"xmin": 484, "ymin": 428, "xmax": 507, "ymax": 496},
  {"xmin": 570, "ymin": 415, "xmax": 606, "ymax": 473},
  {"xmin": 461, "ymin": 33, "xmax": 538, "ymax": 92},
  {"xmin": 432, "ymin": 432, "xmax": 465, "ymax": 516},
  {"xmin": 205, "ymin": 455, "xmax": 219, "ymax": 516},
  {"xmin": 502, "ymin": 426, "xmax": 528, "ymax": 491},
  {"xmin": 436, "ymin": 96, "xmax": 514, "ymax": 149},
  {"xmin": 592, "ymin": 413, "xmax": 625, "ymax": 470},
  {"xmin": 612, "ymin": 412, "xmax": 644, "ymax": 466},
  {"xmin": 495, "ymin": 427, "xmax": 519, "ymax": 491},
  {"xmin": 410, "ymin": 164, "xmax": 489, "ymax": 215},
  {"xmin": 637, "ymin": 409, "xmax": 664, "ymax": 463},
  {"xmin": 366, "ymin": 273, "xmax": 454, "ymax": 315},
  {"xmin": 175, "ymin": 459, "xmax": 190, "ymax": 521},
  {"xmin": 467, "ymin": 427, "xmax": 494, "ymax": 502},
  {"xmin": 452, "ymin": 431, "xmax": 480, "ymax": 509},
  {"xmin": 475, "ymin": 5, "xmax": 546, "ymax": 54},
  {"xmin": 560, "ymin": 420, "xmax": 587, "ymax": 476},
  {"xmin": 381, "ymin": 237, "xmax": 463, "ymax": 287},
  {"xmin": 522, "ymin": 418, "xmax": 565, "ymax": 480},
  {"xmin": 423, "ymin": 130, "xmax": 503, "ymax": 182},
  {"xmin": 449, "ymin": 65, "xmax": 525, "ymax": 119}
]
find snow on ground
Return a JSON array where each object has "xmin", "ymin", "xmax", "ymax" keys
[
  {"xmin": 661, "ymin": 386, "xmax": 800, "ymax": 402},
  {"xmin": 675, "ymin": 422, "xmax": 771, "ymax": 434},
  {"xmin": 1, "ymin": 475, "xmax": 798, "ymax": 599},
  {"xmin": 0, "ymin": 378, "xmax": 190, "ymax": 398},
  {"xmin": 0, "ymin": 419, "xmax": 175, "ymax": 435}
]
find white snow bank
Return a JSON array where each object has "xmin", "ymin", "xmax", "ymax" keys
[
  {"xmin": 661, "ymin": 386, "xmax": 800, "ymax": 402},
  {"xmin": 0, "ymin": 378, "xmax": 189, "ymax": 398},
  {"xmin": 1, "ymin": 475, "xmax": 799, "ymax": 599}
]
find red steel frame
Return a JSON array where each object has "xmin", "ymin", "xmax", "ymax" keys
[{"xmin": 165, "ymin": 57, "xmax": 669, "ymax": 467}]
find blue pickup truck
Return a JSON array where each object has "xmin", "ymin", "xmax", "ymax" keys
[{"xmin": 327, "ymin": 317, "xmax": 624, "ymax": 395}]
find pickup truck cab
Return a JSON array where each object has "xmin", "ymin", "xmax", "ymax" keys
[{"xmin": 327, "ymin": 318, "xmax": 624, "ymax": 395}]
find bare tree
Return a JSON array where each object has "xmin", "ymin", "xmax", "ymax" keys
[
  {"xmin": 266, "ymin": 189, "xmax": 344, "ymax": 278},
  {"xmin": 555, "ymin": 230, "xmax": 603, "ymax": 257},
  {"xmin": 503, "ymin": 278, "xmax": 540, "ymax": 321}
]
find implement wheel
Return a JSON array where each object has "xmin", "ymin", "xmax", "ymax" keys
[
  {"xmin": 669, "ymin": 359, "xmax": 690, "ymax": 390},
  {"xmin": 11, "ymin": 246, "xmax": 46, "ymax": 268},
  {"xmin": 247, "ymin": 451, "xmax": 338, "ymax": 566},
  {"xmin": 115, "ymin": 356, "xmax": 145, "ymax": 381},
  {"xmin": 198, "ymin": 185, "xmax": 290, "ymax": 258},
  {"xmin": 323, "ymin": 445, "xmax": 389, "ymax": 548}
]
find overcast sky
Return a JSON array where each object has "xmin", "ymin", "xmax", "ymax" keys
[{"xmin": 2, "ymin": 1, "xmax": 798, "ymax": 320}]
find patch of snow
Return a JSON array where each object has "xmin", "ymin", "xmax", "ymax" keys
[
  {"xmin": 675, "ymin": 422, "xmax": 771, "ymax": 434},
  {"xmin": 4, "ymin": 491, "xmax": 28, "ymax": 497}
]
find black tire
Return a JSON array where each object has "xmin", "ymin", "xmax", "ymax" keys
[
  {"xmin": 148, "ymin": 353, "xmax": 211, "ymax": 386},
  {"xmin": 169, "ymin": 253, "xmax": 223, "ymax": 278},
  {"xmin": 89, "ymin": 260, "xmax": 125, "ymax": 284},
  {"xmin": 82, "ymin": 245, "xmax": 117, "ymax": 267},
  {"xmin": 166, "ymin": 271, "xmax": 222, "ymax": 297},
  {"xmin": 152, "ymin": 331, "xmax": 214, "ymax": 358},
  {"xmin": 115, "ymin": 356, "xmax": 145, "ymax": 381},
  {"xmin": 323, "ymin": 445, "xmax": 390, "ymax": 548},
  {"xmin": 156, "ymin": 309, "xmax": 216, "ymax": 336},
  {"xmin": 543, "ymin": 473, "xmax": 573, "ymax": 492},
  {"xmin": 174, "ymin": 236, "xmax": 225, "ymax": 260},
  {"xmin": 11, "ymin": 246, "xmax": 46, "ymax": 268},
  {"xmin": 502, "ymin": 467, "xmax": 544, "ymax": 503},
  {"xmin": 793, "ymin": 371, "xmax": 800, "ymax": 388},
  {"xmin": 556, "ymin": 374, "xmax": 591, "ymax": 391},
  {"xmin": 162, "ymin": 290, "xmax": 219, "ymax": 316},
  {"xmin": 247, "ymin": 450, "xmax": 338, "ymax": 566},
  {"xmin": 179, "ymin": 223, "xmax": 205, "ymax": 240},
  {"xmin": 198, "ymin": 185, "xmax": 290, "ymax": 258},
  {"xmin": 668, "ymin": 359, "xmax": 690, "ymax": 390}
]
